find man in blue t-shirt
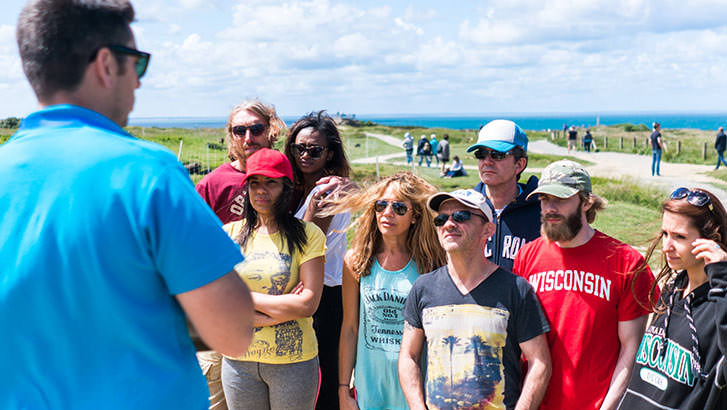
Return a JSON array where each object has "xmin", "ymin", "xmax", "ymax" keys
[
  {"xmin": 0, "ymin": 1, "xmax": 254, "ymax": 408},
  {"xmin": 399, "ymin": 189, "xmax": 551, "ymax": 410}
]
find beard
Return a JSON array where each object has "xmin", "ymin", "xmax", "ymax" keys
[{"xmin": 541, "ymin": 203, "xmax": 583, "ymax": 242}]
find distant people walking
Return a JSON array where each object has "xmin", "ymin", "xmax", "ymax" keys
[
  {"xmin": 567, "ymin": 126, "xmax": 578, "ymax": 153},
  {"xmin": 583, "ymin": 129, "xmax": 594, "ymax": 152},
  {"xmin": 402, "ymin": 132, "xmax": 414, "ymax": 164},
  {"xmin": 438, "ymin": 134, "xmax": 450, "ymax": 175},
  {"xmin": 336, "ymin": 172, "xmax": 445, "ymax": 410},
  {"xmin": 416, "ymin": 134, "xmax": 431, "ymax": 167},
  {"xmin": 715, "ymin": 127, "xmax": 726, "ymax": 169},
  {"xmin": 651, "ymin": 122, "xmax": 664, "ymax": 176},
  {"xmin": 429, "ymin": 134, "xmax": 439, "ymax": 166}
]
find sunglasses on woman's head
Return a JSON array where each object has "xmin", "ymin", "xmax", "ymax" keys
[
  {"xmin": 291, "ymin": 144, "xmax": 326, "ymax": 159},
  {"xmin": 474, "ymin": 148, "xmax": 512, "ymax": 161},
  {"xmin": 231, "ymin": 124, "xmax": 266, "ymax": 138},
  {"xmin": 373, "ymin": 200, "xmax": 409, "ymax": 216},
  {"xmin": 670, "ymin": 187, "xmax": 711, "ymax": 208},
  {"xmin": 433, "ymin": 210, "xmax": 487, "ymax": 227}
]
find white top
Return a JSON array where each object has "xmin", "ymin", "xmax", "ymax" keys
[{"xmin": 295, "ymin": 186, "xmax": 350, "ymax": 286}]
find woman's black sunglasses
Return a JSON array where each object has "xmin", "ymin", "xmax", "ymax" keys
[
  {"xmin": 670, "ymin": 187, "xmax": 711, "ymax": 208},
  {"xmin": 474, "ymin": 148, "xmax": 511, "ymax": 161},
  {"xmin": 373, "ymin": 200, "xmax": 409, "ymax": 216},
  {"xmin": 433, "ymin": 210, "xmax": 487, "ymax": 227},
  {"xmin": 291, "ymin": 144, "xmax": 326, "ymax": 159},
  {"xmin": 232, "ymin": 124, "xmax": 266, "ymax": 138}
]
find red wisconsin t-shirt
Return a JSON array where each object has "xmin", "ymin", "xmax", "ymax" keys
[
  {"xmin": 195, "ymin": 162, "xmax": 246, "ymax": 224},
  {"xmin": 513, "ymin": 231, "xmax": 656, "ymax": 410}
]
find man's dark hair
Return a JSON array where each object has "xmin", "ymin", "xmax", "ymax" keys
[
  {"xmin": 284, "ymin": 110, "xmax": 351, "ymax": 185},
  {"xmin": 512, "ymin": 146, "xmax": 528, "ymax": 180},
  {"xmin": 17, "ymin": 0, "xmax": 135, "ymax": 100}
]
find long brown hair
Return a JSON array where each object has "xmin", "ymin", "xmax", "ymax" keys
[
  {"xmin": 322, "ymin": 172, "xmax": 445, "ymax": 279},
  {"xmin": 634, "ymin": 188, "xmax": 727, "ymax": 312}
]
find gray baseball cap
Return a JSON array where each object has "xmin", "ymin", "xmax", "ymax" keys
[{"xmin": 427, "ymin": 189, "xmax": 494, "ymax": 222}]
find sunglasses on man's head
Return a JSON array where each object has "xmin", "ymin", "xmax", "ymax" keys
[
  {"xmin": 373, "ymin": 200, "xmax": 409, "ymax": 216},
  {"xmin": 670, "ymin": 187, "xmax": 711, "ymax": 208},
  {"xmin": 474, "ymin": 148, "xmax": 511, "ymax": 161},
  {"xmin": 433, "ymin": 210, "xmax": 487, "ymax": 227},
  {"xmin": 291, "ymin": 144, "xmax": 327, "ymax": 159},
  {"xmin": 107, "ymin": 45, "xmax": 151, "ymax": 79},
  {"xmin": 232, "ymin": 124, "xmax": 266, "ymax": 138}
]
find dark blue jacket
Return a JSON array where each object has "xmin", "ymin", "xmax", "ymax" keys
[{"xmin": 474, "ymin": 175, "xmax": 541, "ymax": 272}]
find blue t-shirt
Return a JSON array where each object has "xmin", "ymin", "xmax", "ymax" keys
[
  {"xmin": 355, "ymin": 258, "xmax": 419, "ymax": 410},
  {"xmin": 0, "ymin": 105, "xmax": 244, "ymax": 409}
]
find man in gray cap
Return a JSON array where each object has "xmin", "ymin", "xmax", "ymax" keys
[
  {"xmin": 469, "ymin": 119, "xmax": 541, "ymax": 272},
  {"xmin": 399, "ymin": 189, "xmax": 551, "ymax": 410},
  {"xmin": 512, "ymin": 160, "xmax": 656, "ymax": 410}
]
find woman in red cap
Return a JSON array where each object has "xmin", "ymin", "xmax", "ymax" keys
[{"xmin": 219, "ymin": 148, "xmax": 326, "ymax": 410}]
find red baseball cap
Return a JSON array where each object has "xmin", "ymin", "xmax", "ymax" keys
[{"xmin": 240, "ymin": 148, "xmax": 294, "ymax": 186}]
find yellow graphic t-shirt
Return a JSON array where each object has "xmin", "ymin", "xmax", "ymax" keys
[{"xmin": 223, "ymin": 220, "xmax": 326, "ymax": 364}]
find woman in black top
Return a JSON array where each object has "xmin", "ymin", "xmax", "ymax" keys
[{"xmin": 618, "ymin": 187, "xmax": 727, "ymax": 409}]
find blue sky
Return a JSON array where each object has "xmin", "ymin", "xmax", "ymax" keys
[{"xmin": 1, "ymin": 0, "xmax": 727, "ymax": 119}]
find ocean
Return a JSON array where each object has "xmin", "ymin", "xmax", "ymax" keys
[{"xmin": 128, "ymin": 112, "xmax": 727, "ymax": 131}]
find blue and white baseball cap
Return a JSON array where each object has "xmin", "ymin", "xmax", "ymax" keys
[{"xmin": 467, "ymin": 119, "xmax": 528, "ymax": 153}]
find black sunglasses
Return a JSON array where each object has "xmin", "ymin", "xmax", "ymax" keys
[
  {"xmin": 107, "ymin": 45, "xmax": 151, "ymax": 79},
  {"xmin": 232, "ymin": 124, "xmax": 266, "ymax": 138},
  {"xmin": 433, "ymin": 210, "xmax": 487, "ymax": 227},
  {"xmin": 291, "ymin": 144, "xmax": 327, "ymax": 159},
  {"xmin": 670, "ymin": 187, "xmax": 711, "ymax": 208},
  {"xmin": 373, "ymin": 200, "xmax": 409, "ymax": 216},
  {"xmin": 474, "ymin": 148, "xmax": 512, "ymax": 161}
]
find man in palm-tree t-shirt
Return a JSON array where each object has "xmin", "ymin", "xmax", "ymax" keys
[{"xmin": 398, "ymin": 189, "xmax": 551, "ymax": 410}]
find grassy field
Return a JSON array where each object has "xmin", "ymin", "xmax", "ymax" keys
[{"xmin": 0, "ymin": 122, "xmax": 667, "ymax": 257}]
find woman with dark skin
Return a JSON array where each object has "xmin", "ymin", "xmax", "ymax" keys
[{"xmin": 285, "ymin": 111, "xmax": 353, "ymax": 410}]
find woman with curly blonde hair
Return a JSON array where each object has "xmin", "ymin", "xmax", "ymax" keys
[{"xmin": 334, "ymin": 172, "xmax": 445, "ymax": 410}]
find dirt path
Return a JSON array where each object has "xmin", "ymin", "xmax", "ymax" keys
[{"xmin": 358, "ymin": 132, "xmax": 727, "ymax": 202}]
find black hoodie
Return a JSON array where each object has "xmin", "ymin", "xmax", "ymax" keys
[
  {"xmin": 474, "ymin": 175, "xmax": 541, "ymax": 272},
  {"xmin": 618, "ymin": 262, "xmax": 727, "ymax": 409}
]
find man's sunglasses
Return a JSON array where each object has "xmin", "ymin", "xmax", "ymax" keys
[
  {"xmin": 670, "ymin": 187, "xmax": 711, "ymax": 208},
  {"xmin": 433, "ymin": 210, "xmax": 487, "ymax": 227},
  {"xmin": 373, "ymin": 200, "xmax": 409, "ymax": 216},
  {"xmin": 291, "ymin": 144, "xmax": 327, "ymax": 159},
  {"xmin": 474, "ymin": 148, "xmax": 512, "ymax": 161},
  {"xmin": 107, "ymin": 45, "xmax": 150, "ymax": 79},
  {"xmin": 232, "ymin": 124, "xmax": 266, "ymax": 138}
]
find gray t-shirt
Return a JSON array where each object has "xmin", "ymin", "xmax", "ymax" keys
[{"xmin": 403, "ymin": 265, "xmax": 549, "ymax": 410}]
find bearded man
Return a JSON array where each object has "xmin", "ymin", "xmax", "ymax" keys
[{"xmin": 512, "ymin": 160, "xmax": 657, "ymax": 410}]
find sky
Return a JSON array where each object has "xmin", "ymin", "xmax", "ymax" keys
[{"xmin": 1, "ymin": 0, "xmax": 727, "ymax": 119}]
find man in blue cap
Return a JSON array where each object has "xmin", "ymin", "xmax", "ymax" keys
[{"xmin": 468, "ymin": 119, "xmax": 541, "ymax": 271}]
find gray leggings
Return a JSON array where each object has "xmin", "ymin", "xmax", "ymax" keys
[{"xmin": 221, "ymin": 356, "xmax": 319, "ymax": 410}]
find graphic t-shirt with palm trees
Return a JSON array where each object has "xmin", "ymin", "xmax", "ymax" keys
[{"xmin": 403, "ymin": 266, "xmax": 549, "ymax": 409}]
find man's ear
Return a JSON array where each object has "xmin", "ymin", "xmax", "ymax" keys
[
  {"xmin": 514, "ymin": 156, "xmax": 527, "ymax": 176},
  {"xmin": 89, "ymin": 47, "xmax": 116, "ymax": 89},
  {"xmin": 483, "ymin": 221, "xmax": 496, "ymax": 240}
]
